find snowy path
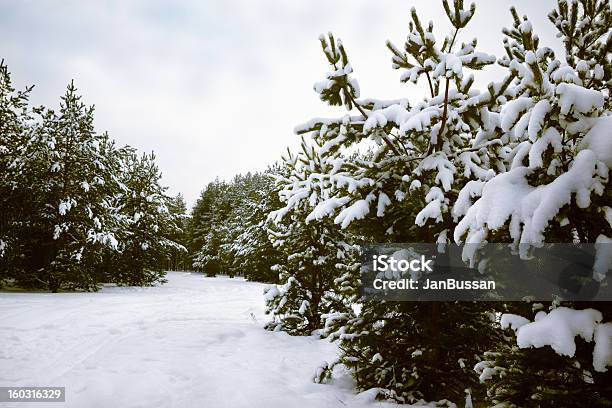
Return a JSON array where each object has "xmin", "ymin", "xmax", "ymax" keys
[{"xmin": 0, "ymin": 272, "xmax": 398, "ymax": 408}]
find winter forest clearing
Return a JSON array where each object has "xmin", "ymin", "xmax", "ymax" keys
[
  {"xmin": 1, "ymin": 0, "xmax": 612, "ymax": 406},
  {"xmin": 0, "ymin": 272, "xmax": 401, "ymax": 408}
]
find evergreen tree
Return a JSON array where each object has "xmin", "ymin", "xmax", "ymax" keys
[
  {"xmin": 264, "ymin": 146, "xmax": 360, "ymax": 335},
  {"xmin": 165, "ymin": 193, "xmax": 191, "ymax": 271},
  {"xmin": 111, "ymin": 151, "xmax": 186, "ymax": 286},
  {"xmin": 188, "ymin": 181, "xmax": 219, "ymax": 270},
  {"xmin": 0, "ymin": 60, "xmax": 37, "ymax": 287},
  {"xmin": 191, "ymin": 179, "xmax": 233, "ymax": 276},
  {"xmin": 189, "ymin": 171, "xmax": 284, "ymax": 280},
  {"xmin": 456, "ymin": 1, "xmax": 612, "ymax": 405},
  {"xmin": 19, "ymin": 83, "xmax": 120, "ymax": 291},
  {"xmin": 280, "ymin": 0, "xmax": 505, "ymax": 403},
  {"xmin": 0, "ymin": 62, "xmax": 185, "ymax": 291},
  {"xmin": 476, "ymin": 302, "xmax": 612, "ymax": 407},
  {"xmin": 226, "ymin": 169, "xmax": 283, "ymax": 282},
  {"xmin": 454, "ymin": 0, "xmax": 610, "ymax": 249}
]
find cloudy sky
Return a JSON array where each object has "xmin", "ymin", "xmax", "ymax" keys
[{"xmin": 1, "ymin": 0, "xmax": 558, "ymax": 207}]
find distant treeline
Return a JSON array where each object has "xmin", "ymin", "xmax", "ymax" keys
[{"xmin": 187, "ymin": 170, "xmax": 282, "ymax": 283}]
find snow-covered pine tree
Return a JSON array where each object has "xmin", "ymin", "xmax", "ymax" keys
[
  {"xmin": 165, "ymin": 193, "xmax": 191, "ymax": 271},
  {"xmin": 475, "ymin": 302, "xmax": 612, "ymax": 407},
  {"xmin": 191, "ymin": 179, "xmax": 234, "ymax": 276},
  {"xmin": 461, "ymin": 1, "xmax": 612, "ymax": 405},
  {"xmin": 0, "ymin": 62, "xmax": 186, "ymax": 291},
  {"xmin": 216, "ymin": 173, "xmax": 261, "ymax": 278},
  {"xmin": 226, "ymin": 169, "xmax": 283, "ymax": 283},
  {"xmin": 189, "ymin": 172, "xmax": 283, "ymax": 279},
  {"xmin": 454, "ymin": 1, "xmax": 610, "ymax": 250},
  {"xmin": 0, "ymin": 60, "xmax": 36, "ymax": 286},
  {"xmin": 188, "ymin": 181, "xmax": 218, "ymax": 271},
  {"xmin": 284, "ymin": 1, "xmax": 509, "ymax": 403},
  {"xmin": 263, "ymin": 144, "xmax": 360, "ymax": 335},
  {"xmin": 110, "ymin": 151, "xmax": 186, "ymax": 286},
  {"xmin": 1, "ymin": 64, "xmax": 184, "ymax": 290},
  {"xmin": 15, "ymin": 82, "xmax": 122, "ymax": 291}
]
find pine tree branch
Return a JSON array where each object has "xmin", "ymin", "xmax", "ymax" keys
[
  {"xmin": 425, "ymin": 71, "xmax": 435, "ymax": 98},
  {"xmin": 346, "ymin": 92, "xmax": 404, "ymax": 158},
  {"xmin": 427, "ymin": 77, "xmax": 451, "ymax": 155},
  {"xmin": 448, "ymin": 28, "xmax": 459, "ymax": 51},
  {"xmin": 447, "ymin": 139, "xmax": 503, "ymax": 158}
]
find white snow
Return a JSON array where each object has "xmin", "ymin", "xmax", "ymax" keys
[
  {"xmin": 528, "ymin": 127, "xmax": 562, "ymax": 169},
  {"xmin": 305, "ymin": 196, "xmax": 350, "ymax": 223},
  {"xmin": 376, "ymin": 193, "xmax": 391, "ymax": 217},
  {"xmin": 433, "ymin": 53, "xmax": 463, "ymax": 79},
  {"xmin": 0, "ymin": 272, "xmax": 409, "ymax": 408},
  {"xmin": 58, "ymin": 198, "xmax": 76, "ymax": 216},
  {"xmin": 452, "ymin": 180, "xmax": 484, "ymax": 220},
  {"xmin": 527, "ymin": 99, "xmax": 551, "ymax": 141},
  {"xmin": 416, "ymin": 153, "xmax": 455, "ymax": 192},
  {"xmin": 334, "ymin": 198, "xmax": 372, "ymax": 229},
  {"xmin": 593, "ymin": 235, "xmax": 612, "ymax": 281},
  {"xmin": 500, "ymin": 314, "xmax": 530, "ymax": 331},
  {"xmin": 402, "ymin": 107, "xmax": 441, "ymax": 134},
  {"xmin": 455, "ymin": 149, "xmax": 607, "ymax": 250},
  {"xmin": 556, "ymin": 83, "xmax": 604, "ymax": 116},
  {"xmin": 593, "ymin": 323, "xmax": 612, "ymax": 373},
  {"xmin": 473, "ymin": 360, "xmax": 500, "ymax": 383},
  {"xmin": 513, "ymin": 307, "xmax": 608, "ymax": 367},
  {"xmin": 415, "ymin": 195, "xmax": 443, "ymax": 227},
  {"xmin": 500, "ymin": 97, "xmax": 533, "ymax": 133},
  {"xmin": 579, "ymin": 116, "xmax": 612, "ymax": 168}
]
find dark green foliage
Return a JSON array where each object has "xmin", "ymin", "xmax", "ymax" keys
[
  {"xmin": 191, "ymin": 179, "xmax": 232, "ymax": 276},
  {"xmin": 0, "ymin": 61, "xmax": 185, "ymax": 291},
  {"xmin": 480, "ymin": 302, "xmax": 612, "ymax": 407},
  {"xmin": 228, "ymin": 171, "xmax": 283, "ymax": 282},
  {"xmin": 110, "ymin": 152, "xmax": 185, "ymax": 286},
  {"xmin": 323, "ymin": 301, "xmax": 499, "ymax": 404},
  {"xmin": 291, "ymin": 0, "xmax": 611, "ymax": 405},
  {"xmin": 290, "ymin": 0, "xmax": 503, "ymax": 403},
  {"xmin": 264, "ymin": 150, "xmax": 360, "ymax": 335},
  {"xmin": 165, "ymin": 194, "xmax": 191, "ymax": 271},
  {"xmin": 263, "ymin": 214, "xmax": 358, "ymax": 335},
  {"xmin": 470, "ymin": 1, "xmax": 612, "ymax": 405},
  {"xmin": 189, "ymin": 170, "xmax": 283, "ymax": 281}
]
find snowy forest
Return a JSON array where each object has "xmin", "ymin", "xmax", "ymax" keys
[
  {"xmin": 1, "ymin": 0, "xmax": 611, "ymax": 407},
  {"xmin": 0, "ymin": 65, "xmax": 190, "ymax": 291}
]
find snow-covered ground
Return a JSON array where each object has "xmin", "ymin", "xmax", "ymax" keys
[{"xmin": 0, "ymin": 272, "xmax": 402, "ymax": 408}]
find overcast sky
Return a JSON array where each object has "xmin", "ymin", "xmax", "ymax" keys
[{"xmin": 1, "ymin": 0, "xmax": 558, "ymax": 207}]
